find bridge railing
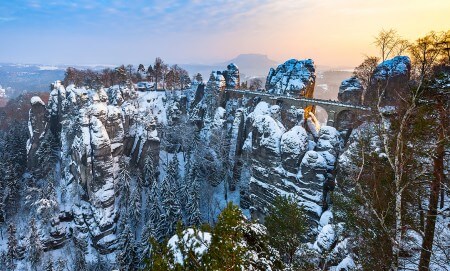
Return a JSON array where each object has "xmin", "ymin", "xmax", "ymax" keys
[{"xmin": 225, "ymin": 89, "xmax": 370, "ymax": 111}]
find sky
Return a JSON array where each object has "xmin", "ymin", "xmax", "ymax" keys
[{"xmin": 0, "ymin": 0, "xmax": 449, "ymax": 68}]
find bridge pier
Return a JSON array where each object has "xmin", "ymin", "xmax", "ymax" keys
[{"xmin": 327, "ymin": 110, "xmax": 336, "ymax": 127}]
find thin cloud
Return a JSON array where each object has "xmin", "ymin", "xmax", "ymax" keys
[{"xmin": 0, "ymin": 17, "xmax": 16, "ymax": 22}]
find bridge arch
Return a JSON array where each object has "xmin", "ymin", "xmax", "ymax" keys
[
  {"xmin": 335, "ymin": 109, "xmax": 356, "ymax": 131},
  {"xmin": 224, "ymin": 89, "xmax": 370, "ymax": 129}
]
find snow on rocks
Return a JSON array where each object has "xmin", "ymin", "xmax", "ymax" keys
[
  {"xmin": 27, "ymin": 95, "xmax": 48, "ymax": 167},
  {"xmin": 209, "ymin": 63, "xmax": 240, "ymax": 90},
  {"xmin": 315, "ymin": 224, "xmax": 335, "ymax": 252},
  {"xmin": 338, "ymin": 77, "xmax": 363, "ymax": 104},
  {"xmin": 30, "ymin": 96, "xmax": 45, "ymax": 105},
  {"xmin": 266, "ymin": 58, "xmax": 315, "ymax": 97},
  {"xmin": 334, "ymin": 255, "xmax": 356, "ymax": 271},
  {"xmin": 300, "ymin": 151, "xmax": 327, "ymax": 188},
  {"xmin": 320, "ymin": 210, "xmax": 333, "ymax": 227},
  {"xmin": 366, "ymin": 55, "xmax": 411, "ymax": 106},
  {"xmin": 280, "ymin": 125, "xmax": 308, "ymax": 172},
  {"xmin": 213, "ymin": 107, "xmax": 226, "ymax": 127},
  {"xmin": 373, "ymin": 56, "xmax": 411, "ymax": 79},
  {"xmin": 315, "ymin": 126, "xmax": 341, "ymax": 157},
  {"xmin": 251, "ymin": 114, "xmax": 284, "ymax": 158},
  {"xmin": 225, "ymin": 63, "xmax": 240, "ymax": 89}
]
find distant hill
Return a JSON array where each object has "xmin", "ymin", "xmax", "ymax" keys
[
  {"xmin": 181, "ymin": 54, "xmax": 279, "ymax": 80},
  {"xmin": 0, "ymin": 63, "xmax": 117, "ymax": 98},
  {"xmin": 218, "ymin": 54, "xmax": 279, "ymax": 77},
  {"xmin": 0, "ymin": 63, "xmax": 65, "ymax": 97}
]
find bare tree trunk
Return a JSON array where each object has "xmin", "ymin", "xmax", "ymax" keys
[
  {"xmin": 418, "ymin": 100, "xmax": 445, "ymax": 271},
  {"xmin": 392, "ymin": 104, "xmax": 416, "ymax": 271}
]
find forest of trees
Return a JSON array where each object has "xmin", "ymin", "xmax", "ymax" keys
[
  {"xmin": 145, "ymin": 197, "xmax": 307, "ymax": 270},
  {"xmin": 0, "ymin": 28, "xmax": 448, "ymax": 271},
  {"xmin": 337, "ymin": 29, "xmax": 450, "ymax": 271},
  {"xmin": 63, "ymin": 57, "xmax": 192, "ymax": 90}
]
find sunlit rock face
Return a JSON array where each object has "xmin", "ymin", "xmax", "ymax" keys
[
  {"xmin": 338, "ymin": 77, "xmax": 363, "ymax": 104},
  {"xmin": 266, "ymin": 59, "xmax": 316, "ymax": 97},
  {"xmin": 365, "ymin": 56, "xmax": 411, "ymax": 106}
]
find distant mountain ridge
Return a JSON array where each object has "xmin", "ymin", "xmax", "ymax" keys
[
  {"xmin": 181, "ymin": 54, "xmax": 279, "ymax": 80},
  {"xmin": 218, "ymin": 54, "xmax": 279, "ymax": 77}
]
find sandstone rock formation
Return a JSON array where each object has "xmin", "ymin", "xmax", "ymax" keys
[
  {"xmin": 27, "ymin": 81, "xmax": 161, "ymax": 253},
  {"xmin": 266, "ymin": 59, "xmax": 315, "ymax": 97},
  {"xmin": 365, "ymin": 56, "xmax": 411, "ymax": 106},
  {"xmin": 338, "ymin": 77, "xmax": 363, "ymax": 104},
  {"xmin": 280, "ymin": 125, "xmax": 308, "ymax": 172},
  {"xmin": 224, "ymin": 63, "xmax": 240, "ymax": 89},
  {"xmin": 209, "ymin": 63, "xmax": 240, "ymax": 91},
  {"xmin": 27, "ymin": 96, "xmax": 48, "ymax": 168}
]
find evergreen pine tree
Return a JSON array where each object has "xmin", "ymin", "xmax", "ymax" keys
[
  {"xmin": 146, "ymin": 184, "xmax": 165, "ymax": 242},
  {"xmin": 28, "ymin": 218, "xmax": 43, "ymax": 270},
  {"xmin": 44, "ymin": 258, "xmax": 54, "ymax": 271},
  {"xmin": 186, "ymin": 165, "xmax": 202, "ymax": 226},
  {"xmin": 117, "ymin": 225, "xmax": 139, "ymax": 271},
  {"xmin": 128, "ymin": 185, "xmax": 142, "ymax": 229},
  {"xmin": 2, "ymin": 121, "xmax": 28, "ymax": 218},
  {"xmin": 55, "ymin": 258, "xmax": 67, "ymax": 271},
  {"xmin": 90, "ymin": 253, "xmax": 110, "ymax": 271},
  {"xmin": 203, "ymin": 202, "xmax": 249, "ymax": 270},
  {"xmin": 264, "ymin": 196, "xmax": 307, "ymax": 265},
  {"xmin": 161, "ymin": 155, "xmax": 182, "ymax": 236},
  {"xmin": 140, "ymin": 220, "xmax": 156, "ymax": 267},
  {"xmin": 73, "ymin": 236, "xmax": 88, "ymax": 271},
  {"xmin": 6, "ymin": 223, "xmax": 18, "ymax": 271},
  {"xmin": 0, "ymin": 174, "xmax": 5, "ymax": 222},
  {"xmin": 118, "ymin": 160, "xmax": 132, "ymax": 215},
  {"xmin": 0, "ymin": 251, "xmax": 7, "ymax": 270},
  {"xmin": 143, "ymin": 155, "xmax": 156, "ymax": 187}
]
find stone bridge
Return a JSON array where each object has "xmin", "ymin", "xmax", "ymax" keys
[{"xmin": 225, "ymin": 89, "xmax": 370, "ymax": 129}]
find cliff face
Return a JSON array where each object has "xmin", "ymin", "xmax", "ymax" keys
[
  {"xmin": 365, "ymin": 56, "xmax": 411, "ymax": 106},
  {"xmin": 220, "ymin": 65, "xmax": 340, "ymax": 231},
  {"xmin": 27, "ymin": 96, "xmax": 47, "ymax": 168},
  {"xmin": 338, "ymin": 77, "xmax": 363, "ymax": 104},
  {"xmin": 28, "ymin": 81, "xmax": 161, "ymax": 253},
  {"xmin": 22, "ymin": 61, "xmax": 344, "ymax": 268}
]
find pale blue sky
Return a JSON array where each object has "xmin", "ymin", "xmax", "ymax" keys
[{"xmin": 1, "ymin": 0, "xmax": 449, "ymax": 67}]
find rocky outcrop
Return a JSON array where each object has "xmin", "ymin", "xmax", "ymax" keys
[
  {"xmin": 266, "ymin": 59, "xmax": 315, "ymax": 97},
  {"xmin": 338, "ymin": 77, "xmax": 363, "ymax": 104},
  {"xmin": 251, "ymin": 114, "xmax": 284, "ymax": 170},
  {"xmin": 365, "ymin": 56, "xmax": 411, "ymax": 106},
  {"xmin": 238, "ymin": 98, "xmax": 340, "ymax": 224},
  {"xmin": 27, "ymin": 81, "xmax": 162, "ymax": 254},
  {"xmin": 280, "ymin": 126, "xmax": 308, "ymax": 172},
  {"xmin": 300, "ymin": 151, "xmax": 327, "ymax": 190},
  {"xmin": 27, "ymin": 96, "xmax": 48, "ymax": 168},
  {"xmin": 224, "ymin": 63, "xmax": 240, "ymax": 89},
  {"xmin": 208, "ymin": 63, "xmax": 240, "ymax": 91},
  {"xmin": 48, "ymin": 80, "xmax": 67, "ymax": 135}
]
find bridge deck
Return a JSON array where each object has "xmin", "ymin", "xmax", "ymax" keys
[{"xmin": 227, "ymin": 89, "xmax": 370, "ymax": 111}]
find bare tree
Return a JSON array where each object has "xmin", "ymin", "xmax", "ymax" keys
[
  {"xmin": 249, "ymin": 78, "xmax": 263, "ymax": 90},
  {"xmin": 152, "ymin": 57, "xmax": 167, "ymax": 90},
  {"xmin": 409, "ymin": 31, "xmax": 447, "ymax": 80},
  {"xmin": 353, "ymin": 56, "xmax": 379, "ymax": 103},
  {"xmin": 374, "ymin": 29, "xmax": 404, "ymax": 61}
]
